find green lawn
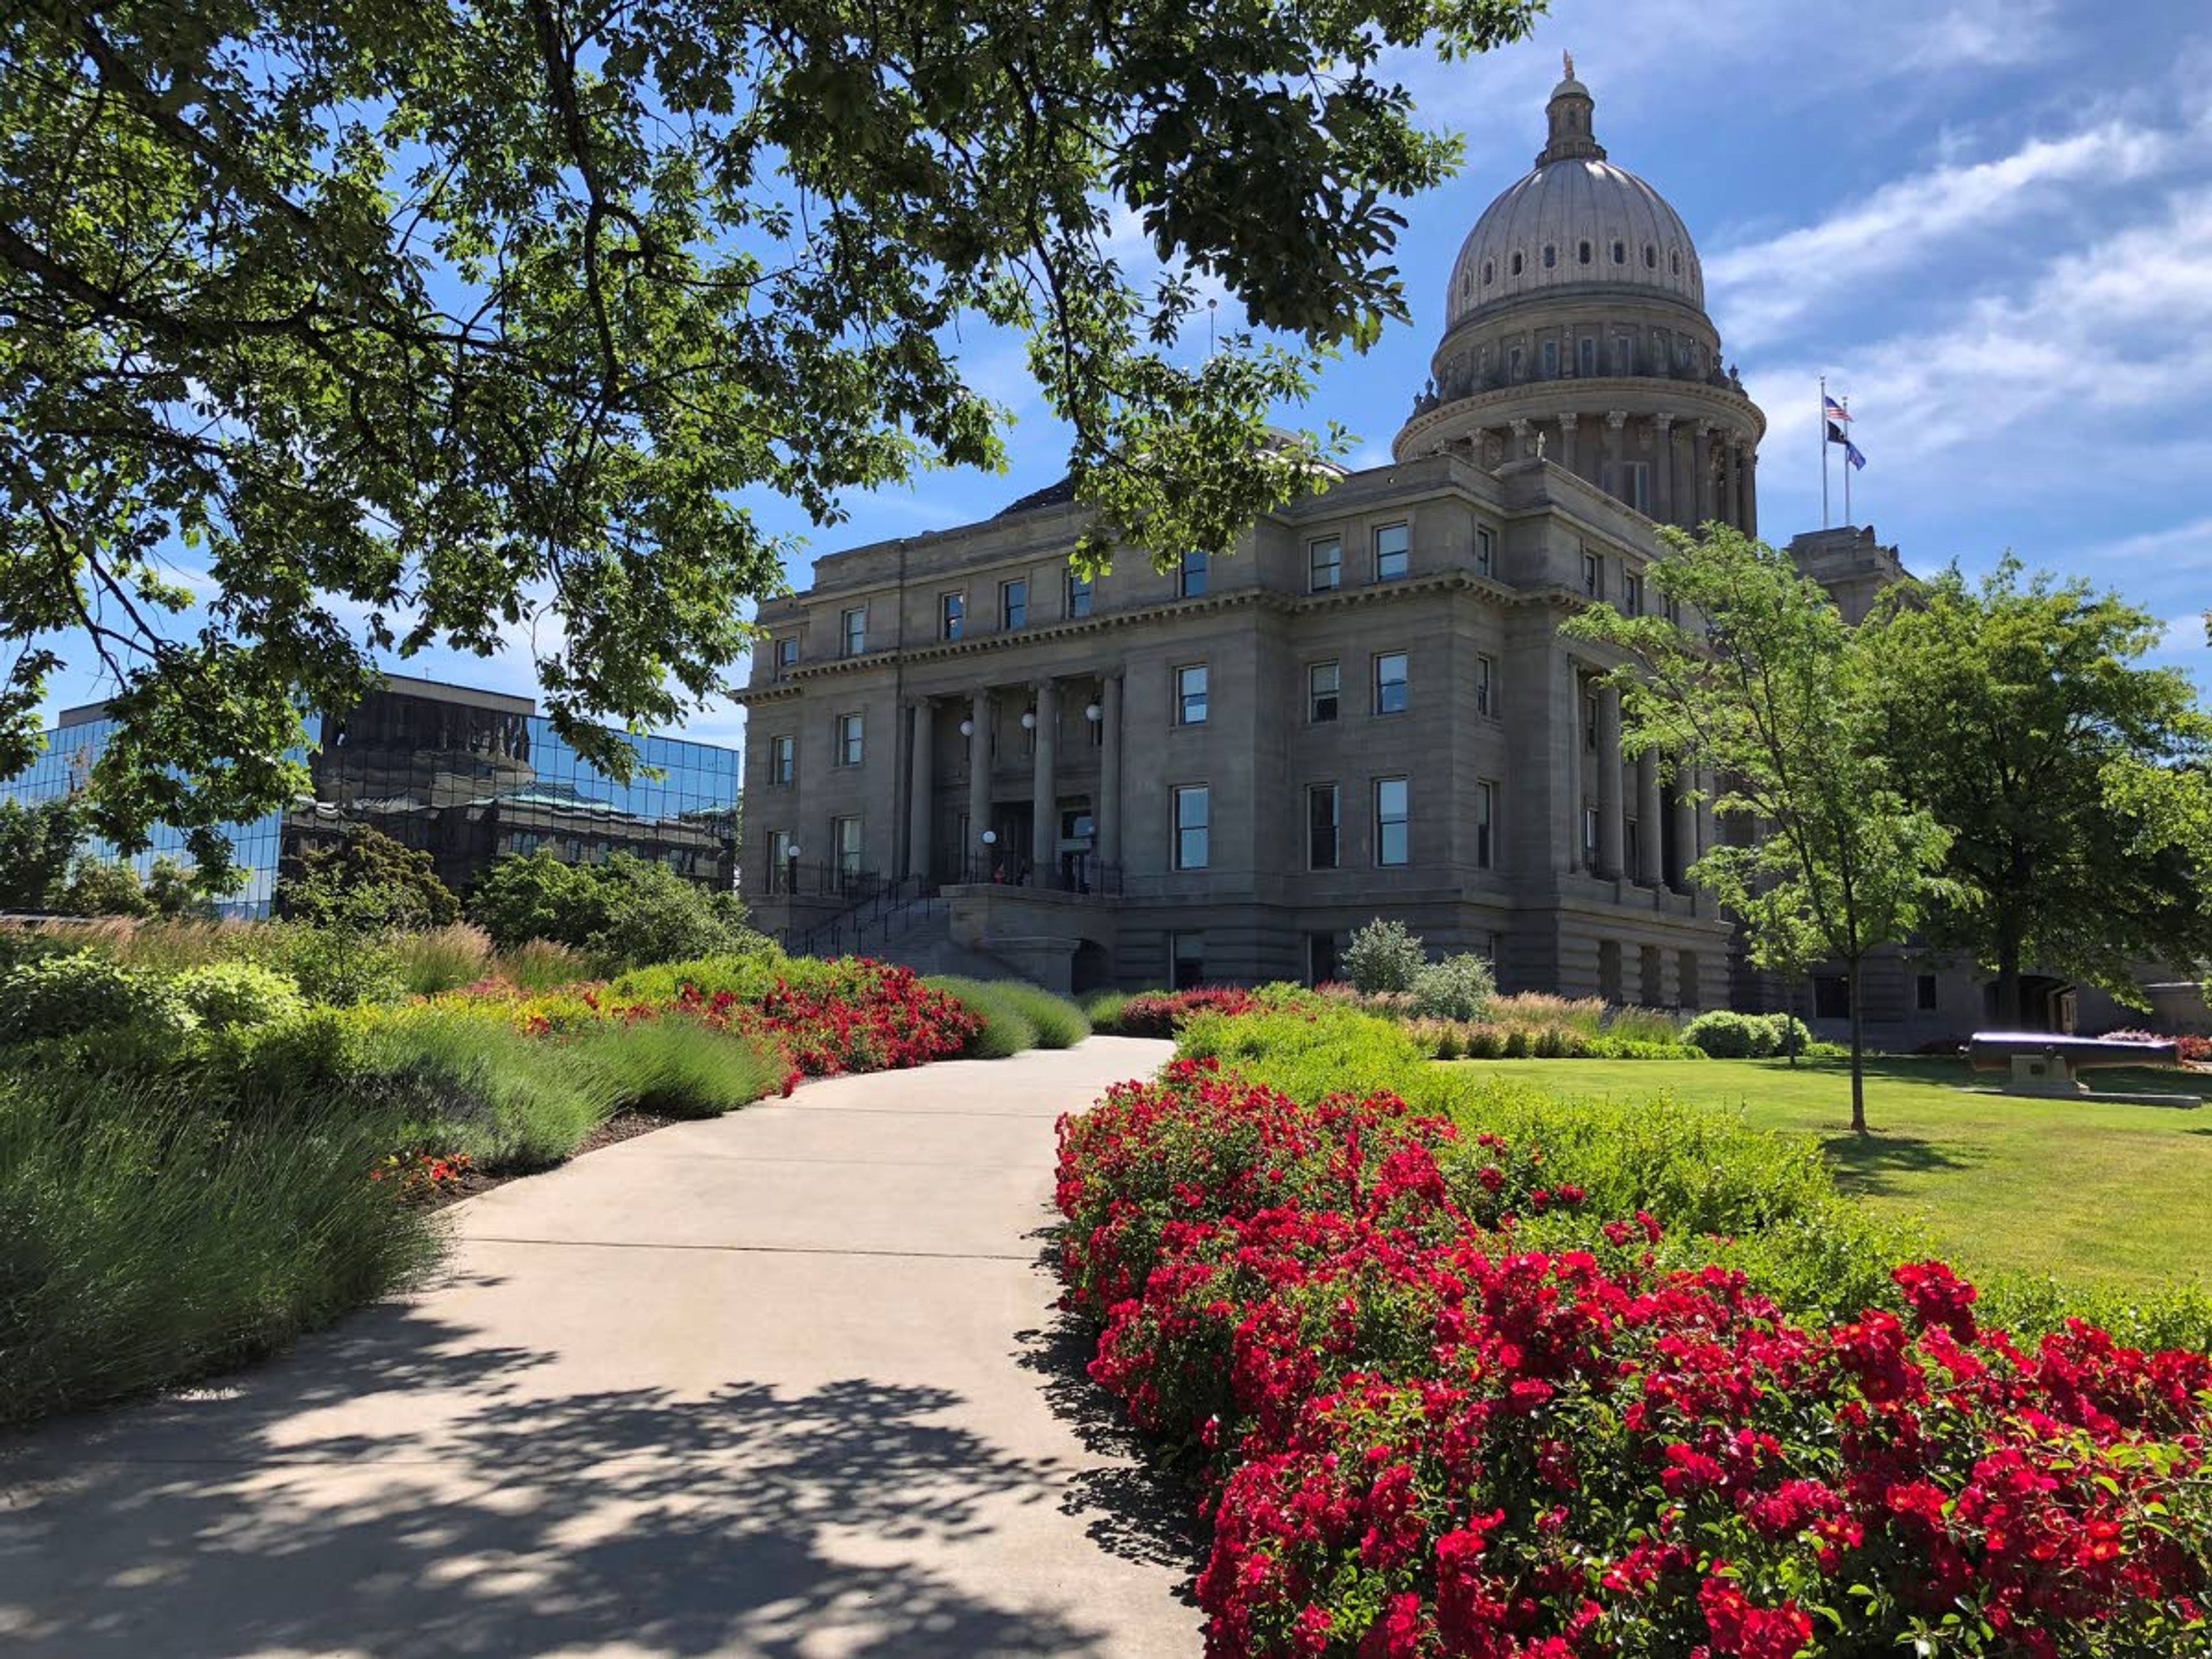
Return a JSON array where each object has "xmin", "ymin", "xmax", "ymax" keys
[{"xmin": 1450, "ymin": 1056, "xmax": 2212, "ymax": 1296}]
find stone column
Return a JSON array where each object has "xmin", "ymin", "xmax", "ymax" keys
[
  {"xmin": 1693, "ymin": 422, "xmax": 1713, "ymax": 524},
  {"xmin": 1671, "ymin": 759, "xmax": 1698, "ymax": 891},
  {"xmin": 966, "ymin": 687, "xmax": 992, "ymax": 880},
  {"xmin": 1029, "ymin": 677, "xmax": 1058, "ymax": 884},
  {"xmin": 1562, "ymin": 661, "xmax": 1585, "ymax": 873},
  {"xmin": 1511, "ymin": 417, "xmax": 1533, "ymax": 460},
  {"xmin": 1636, "ymin": 747, "xmax": 1664, "ymax": 886},
  {"xmin": 1724, "ymin": 437, "xmax": 1743, "ymax": 531},
  {"xmin": 1597, "ymin": 683, "xmax": 1625, "ymax": 879},
  {"xmin": 1097, "ymin": 673, "xmax": 1123, "ymax": 869},
  {"xmin": 1695, "ymin": 766, "xmax": 1717, "ymax": 866},
  {"xmin": 1653, "ymin": 415, "xmax": 1675, "ymax": 525},
  {"xmin": 1558, "ymin": 411, "xmax": 1578, "ymax": 478},
  {"xmin": 1742, "ymin": 446, "xmax": 1759, "ymax": 538},
  {"xmin": 1604, "ymin": 410, "xmax": 1626, "ymax": 500},
  {"xmin": 906, "ymin": 698, "xmax": 934, "ymax": 884}
]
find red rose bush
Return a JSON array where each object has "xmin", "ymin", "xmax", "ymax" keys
[{"xmin": 1056, "ymin": 1059, "xmax": 2212, "ymax": 1657}]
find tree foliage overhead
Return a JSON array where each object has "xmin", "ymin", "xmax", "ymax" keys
[
  {"xmin": 1567, "ymin": 525, "xmax": 1955, "ymax": 1132},
  {"xmin": 0, "ymin": 0, "xmax": 1541, "ymax": 866},
  {"xmin": 1866, "ymin": 558, "xmax": 2212, "ymax": 1024}
]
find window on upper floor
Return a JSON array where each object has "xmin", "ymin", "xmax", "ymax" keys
[
  {"xmin": 1542, "ymin": 243, "xmax": 1556, "ymax": 269},
  {"xmin": 1374, "ymin": 777, "xmax": 1410, "ymax": 867},
  {"xmin": 1000, "ymin": 577, "xmax": 1028, "ymax": 631},
  {"xmin": 1475, "ymin": 525, "xmax": 1497, "ymax": 575},
  {"xmin": 1474, "ymin": 653, "xmax": 1494, "ymax": 718},
  {"xmin": 1619, "ymin": 463, "xmax": 1652, "ymax": 514},
  {"xmin": 1540, "ymin": 339, "xmax": 1559, "ymax": 379},
  {"xmin": 1481, "ymin": 259, "xmax": 1494, "ymax": 286},
  {"xmin": 1175, "ymin": 663, "xmax": 1209, "ymax": 726},
  {"xmin": 1582, "ymin": 550, "xmax": 1604, "ymax": 599},
  {"xmin": 833, "ymin": 814, "xmax": 863, "ymax": 878},
  {"xmin": 768, "ymin": 733, "xmax": 795, "ymax": 786},
  {"xmin": 940, "ymin": 592, "xmax": 964, "ymax": 641},
  {"xmin": 1584, "ymin": 691, "xmax": 1600, "ymax": 751},
  {"xmin": 1067, "ymin": 569, "xmax": 1093, "ymax": 619},
  {"xmin": 1624, "ymin": 570, "xmax": 1646, "ymax": 617},
  {"xmin": 1578, "ymin": 336, "xmax": 1596, "ymax": 378},
  {"xmin": 774, "ymin": 636, "xmax": 798, "ymax": 677},
  {"xmin": 1643, "ymin": 243, "xmax": 1657, "ymax": 270},
  {"xmin": 1308, "ymin": 660, "xmax": 1340, "ymax": 724},
  {"xmin": 1611, "ymin": 239, "xmax": 1626, "ymax": 265},
  {"xmin": 1374, "ymin": 650, "xmax": 1408, "ymax": 717},
  {"xmin": 1374, "ymin": 522, "xmax": 1410, "ymax": 583},
  {"xmin": 1308, "ymin": 783, "xmax": 1340, "ymax": 871},
  {"xmin": 1612, "ymin": 336, "xmax": 1633, "ymax": 378},
  {"xmin": 1508, "ymin": 345, "xmax": 1525, "ymax": 381},
  {"xmin": 1510, "ymin": 250, "xmax": 1524, "ymax": 276},
  {"xmin": 835, "ymin": 712, "xmax": 863, "ymax": 767},
  {"xmin": 1475, "ymin": 780, "xmax": 1496, "ymax": 869},
  {"xmin": 1308, "ymin": 535, "xmax": 1342, "ymax": 593},
  {"xmin": 1180, "ymin": 548, "xmax": 1209, "ymax": 598},
  {"xmin": 840, "ymin": 607, "xmax": 866, "ymax": 657}
]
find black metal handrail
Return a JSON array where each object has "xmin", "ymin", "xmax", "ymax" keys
[
  {"xmin": 763, "ymin": 859, "xmax": 886, "ymax": 901},
  {"xmin": 942, "ymin": 853, "xmax": 1123, "ymax": 896},
  {"xmin": 786, "ymin": 872, "xmax": 931, "ymax": 958}
]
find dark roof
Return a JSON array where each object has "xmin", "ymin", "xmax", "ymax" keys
[{"xmin": 994, "ymin": 475, "xmax": 1080, "ymax": 518}]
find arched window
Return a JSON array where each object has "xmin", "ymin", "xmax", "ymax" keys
[
  {"xmin": 1510, "ymin": 251, "xmax": 1524, "ymax": 276},
  {"xmin": 1670, "ymin": 247, "xmax": 1682, "ymax": 276},
  {"xmin": 1542, "ymin": 243, "xmax": 1556, "ymax": 269},
  {"xmin": 1611, "ymin": 240, "xmax": 1626, "ymax": 264},
  {"xmin": 1482, "ymin": 259, "xmax": 1494, "ymax": 286},
  {"xmin": 1577, "ymin": 239, "xmax": 1592, "ymax": 265},
  {"xmin": 1643, "ymin": 244, "xmax": 1656, "ymax": 268}
]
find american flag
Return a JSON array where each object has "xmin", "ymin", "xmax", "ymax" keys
[{"xmin": 1823, "ymin": 393, "xmax": 1851, "ymax": 424}]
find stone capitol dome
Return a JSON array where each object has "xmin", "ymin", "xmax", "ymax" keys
[{"xmin": 1395, "ymin": 55, "xmax": 1764, "ymax": 537}]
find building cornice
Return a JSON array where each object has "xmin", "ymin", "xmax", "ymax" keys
[{"xmin": 1393, "ymin": 376, "xmax": 1766, "ymax": 461}]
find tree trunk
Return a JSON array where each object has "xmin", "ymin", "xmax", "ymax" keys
[
  {"xmin": 1785, "ymin": 977, "xmax": 1800, "ymax": 1068},
  {"xmin": 1847, "ymin": 956, "xmax": 1868, "ymax": 1135},
  {"xmin": 1994, "ymin": 929, "xmax": 2024, "ymax": 1029}
]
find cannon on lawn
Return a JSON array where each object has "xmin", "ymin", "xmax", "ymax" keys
[{"xmin": 1966, "ymin": 1032, "xmax": 2194, "ymax": 1105}]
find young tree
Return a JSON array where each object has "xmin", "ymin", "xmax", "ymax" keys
[
  {"xmin": 1566, "ymin": 527, "xmax": 1953, "ymax": 1133},
  {"xmin": 0, "ymin": 0, "xmax": 1540, "ymax": 875},
  {"xmin": 281, "ymin": 824, "xmax": 461, "ymax": 931},
  {"xmin": 0, "ymin": 796, "xmax": 88, "ymax": 911},
  {"xmin": 58, "ymin": 858, "xmax": 153, "ymax": 918},
  {"xmin": 1866, "ymin": 559, "xmax": 2212, "ymax": 1026}
]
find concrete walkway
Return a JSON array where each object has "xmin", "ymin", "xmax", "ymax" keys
[{"xmin": 0, "ymin": 1037, "xmax": 1201, "ymax": 1658}]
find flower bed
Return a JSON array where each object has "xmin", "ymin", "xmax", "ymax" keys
[
  {"xmin": 1056, "ymin": 1059, "xmax": 2212, "ymax": 1657},
  {"xmin": 1108, "ymin": 987, "xmax": 1263, "ymax": 1039}
]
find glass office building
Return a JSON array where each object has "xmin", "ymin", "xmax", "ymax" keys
[{"xmin": 4, "ymin": 675, "xmax": 741, "ymax": 917}]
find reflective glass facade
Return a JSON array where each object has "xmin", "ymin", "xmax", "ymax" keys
[{"xmin": 2, "ymin": 677, "xmax": 741, "ymax": 917}]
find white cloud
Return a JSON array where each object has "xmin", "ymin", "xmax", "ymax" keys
[{"xmin": 1709, "ymin": 119, "xmax": 2180, "ymax": 348}]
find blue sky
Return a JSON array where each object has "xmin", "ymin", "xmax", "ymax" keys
[{"xmin": 38, "ymin": 0, "xmax": 2212, "ymax": 754}]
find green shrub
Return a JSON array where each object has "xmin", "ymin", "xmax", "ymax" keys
[
  {"xmin": 388, "ymin": 922, "xmax": 498, "ymax": 995},
  {"xmin": 171, "ymin": 961, "xmax": 306, "ymax": 1031},
  {"xmin": 568, "ymin": 1017, "xmax": 779, "ymax": 1118},
  {"xmin": 469, "ymin": 849, "xmax": 762, "ymax": 971},
  {"xmin": 1407, "ymin": 952, "xmax": 1497, "ymax": 1021},
  {"xmin": 1177, "ymin": 1003, "xmax": 1425, "ymax": 1103},
  {"xmin": 261, "ymin": 923, "xmax": 407, "ymax": 1006},
  {"xmin": 498, "ymin": 937, "xmax": 590, "ymax": 993},
  {"xmin": 984, "ymin": 981, "xmax": 1091, "ymax": 1048},
  {"xmin": 281, "ymin": 824, "xmax": 462, "ymax": 931},
  {"xmin": 1680, "ymin": 1009, "xmax": 1765, "ymax": 1058},
  {"xmin": 925, "ymin": 975, "xmax": 1039, "ymax": 1058},
  {"xmin": 1342, "ymin": 918, "xmax": 1425, "ymax": 994},
  {"xmin": 0, "ymin": 1066, "xmax": 441, "ymax": 1426},
  {"xmin": 352, "ymin": 1006, "xmax": 624, "ymax": 1169},
  {"xmin": 609, "ymin": 949, "xmax": 790, "ymax": 1006},
  {"xmin": 0, "ymin": 951, "xmax": 192, "ymax": 1046},
  {"xmin": 1759, "ymin": 1012, "xmax": 1816, "ymax": 1055}
]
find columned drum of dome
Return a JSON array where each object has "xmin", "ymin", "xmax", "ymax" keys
[{"xmin": 1394, "ymin": 61, "xmax": 1764, "ymax": 535}]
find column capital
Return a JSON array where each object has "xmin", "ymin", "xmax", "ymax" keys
[
  {"xmin": 1653, "ymin": 412, "xmax": 1675, "ymax": 432},
  {"xmin": 1605, "ymin": 408, "xmax": 1627, "ymax": 430},
  {"xmin": 1695, "ymin": 418, "xmax": 1716, "ymax": 438},
  {"xmin": 1558, "ymin": 411, "xmax": 1579, "ymax": 431}
]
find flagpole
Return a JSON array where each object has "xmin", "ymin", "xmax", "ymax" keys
[
  {"xmin": 1842, "ymin": 394, "xmax": 1852, "ymax": 526},
  {"xmin": 1819, "ymin": 376, "xmax": 1831, "ymax": 529}
]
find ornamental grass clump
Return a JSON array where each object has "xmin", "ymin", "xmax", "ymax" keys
[
  {"xmin": 923, "ymin": 975, "xmax": 1040, "ymax": 1058},
  {"xmin": 1055, "ymin": 1054, "xmax": 2212, "ymax": 1658}
]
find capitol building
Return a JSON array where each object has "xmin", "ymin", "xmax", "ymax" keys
[{"xmin": 737, "ymin": 65, "xmax": 1957, "ymax": 1027}]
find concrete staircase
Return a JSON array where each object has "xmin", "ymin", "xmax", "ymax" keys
[{"xmin": 791, "ymin": 893, "xmax": 1023, "ymax": 982}]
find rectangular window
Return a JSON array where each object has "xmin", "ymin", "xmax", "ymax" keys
[
  {"xmin": 1624, "ymin": 570, "xmax": 1645, "ymax": 617},
  {"xmin": 767, "ymin": 828, "xmax": 792, "ymax": 888},
  {"xmin": 1067, "ymin": 569, "xmax": 1094, "ymax": 619},
  {"xmin": 1582, "ymin": 804, "xmax": 1600, "ymax": 865},
  {"xmin": 1815, "ymin": 975, "xmax": 1851, "ymax": 1019},
  {"xmin": 1308, "ymin": 536, "xmax": 1342, "ymax": 592},
  {"xmin": 774, "ymin": 636, "xmax": 798, "ymax": 677},
  {"xmin": 940, "ymin": 592, "xmax": 965, "ymax": 641},
  {"xmin": 1620, "ymin": 463, "xmax": 1652, "ymax": 514},
  {"xmin": 1175, "ymin": 663, "xmax": 1209, "ymax": 726},
  {"xmin": 1577, "ymin": 336, "xmax": 1596, "ymax": 378},
  {"xmin": 1374, "ymin": 522, "xmax": 1410, "ymax": 582},
  {"xmin": 1171, "ymin": 931, "xmax": 1207, "ymax": 991},
  {"xmin": 1307, "ymin": 783, "xmax": 1340, "ymax": 871},
  {"xmin": 1374, "ymin": 777, "xmax": 1410, "ymax": 867},
  {"xmin": 1582, "ymin": 551, "xmax": 1603, "ymax": 599},
  {"xmin": 1475, "ymin": 525, "xmax": 1496, "ymax": 575},
  {"xmin": 1541, "ymin": 339, "xmax": 1559, "ymax": 378},
  {"xmin": 1374, "ymin": 650, "xmax": 1408, "ymax": 716},
  {"xmin": 1475, "ymin": 780, "xmax": 1495, "ymax": 869},
  {"xmin": 1308, "ymin": 931, "xmax": 1339, "ymax": 988},
  {"xmin": 1474, "ymin": 653, "xmax": 1494, "ymax": 718},
  {"xmin": 1180, "ymin": 550, "xmax": 1209, "ymax": 598},
  {"xmin": 769, "ymin": 733, "xmax": 796, "ymax": 786},
  {"xmin": 1612, "ymin": 336, "xmax": 1632, "ymax": 377},
  {"xmin": 1173, "ymin": 785, "xmax": 1210, "ymax": 870},
  {"xmin": 1001, "ymin": 577, "xmax": 1028, "ymax": 631},
  {"xmin": 835, "ymin": 713, "xmax": 863, "ymax": 767},
  {"xmin": 840, "ymin": 607, "xmax": 866, "ymax": 657},
  {"xmin": 1584, "ymin": 692, "xmax": 1600, "ymax": 751},
  {"xmin": 1508, "ymin": 345, "xmax": 1525, "ymax": 381},
  {"xmin": 1308, "ymin": 660, "xmax": 1340, "ymax": 724},
  {"xmin": 1916, "ymin": 972, "xmax": 1940, "ymax": 1013},
  {"xmin": 1626, "ymin": 816, "xmax": 1641, "ymax": 874},
  {"xmin": 833, "ymin": 815, "xmax": 863, "ymax": 879}
]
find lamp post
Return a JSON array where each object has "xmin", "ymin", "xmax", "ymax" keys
[
  {"xmin": 785, "ymin": 840, "xmax": 802, "ymax": 896},
  {"xmin": 979, "ymin": 827, "xmax": 997, "ymax": 884}
]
